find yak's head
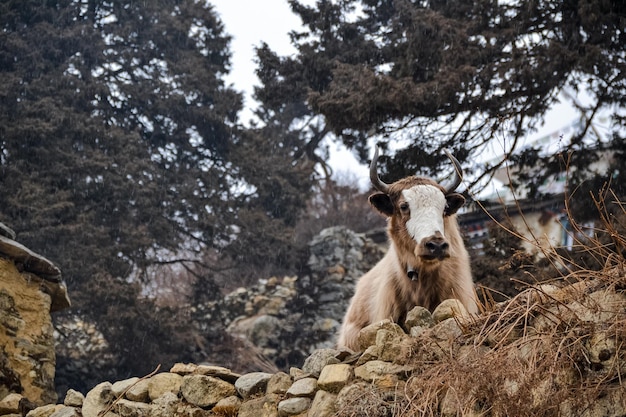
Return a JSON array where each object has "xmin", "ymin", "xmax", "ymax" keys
[{"xmin": 368, "ymin": 147, "xmax": 465, "ymax": 277}]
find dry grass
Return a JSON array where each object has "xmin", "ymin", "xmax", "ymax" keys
[
  {"xmin": 406, "ymin": 186, "xmax": 626, "ymax": 416},
  {"xmin": 335, "ymin": 382, "xmax": 410, "ymax": 417},
  {"xmin": 343, "ymin": 186, "xmax": 626, "ymax": 417}
]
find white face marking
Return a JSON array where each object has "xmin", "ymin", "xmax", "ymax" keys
[{"xmin": 402, "ymin": 185, "xmax": 447, "ymax": 243}]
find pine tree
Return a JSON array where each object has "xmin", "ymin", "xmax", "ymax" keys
[
  {"xmin": 254, "ymin": 0, "xmax": 625, "ymax": 189},
  {"xmin": 0, "ymin": 0, "xmax": 313, "ymax": 388}
]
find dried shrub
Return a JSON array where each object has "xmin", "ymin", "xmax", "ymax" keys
[
  {"xmin": 358, "ymin": 186, "xmax": 626, "ymax": 416},
  {"xmin": 335, "ymin": 382, "xmax": 409, "ymax": 417},
  {"xmin": 294, "ymin": 177, "xmax": 386, "ymax": 248}
]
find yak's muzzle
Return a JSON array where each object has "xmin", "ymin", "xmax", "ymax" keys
[{"xmin": 418, "ymin": 233, "xmax": 450, "ymax": 261}]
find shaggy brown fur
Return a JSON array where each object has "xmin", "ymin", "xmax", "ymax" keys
[{"xmin": 337, "ymin": 176, "xmax": 478, "ymax": 351}]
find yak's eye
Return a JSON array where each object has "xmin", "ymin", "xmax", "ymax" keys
[{"xmin": 399, "ymin": 202, "xmax": 409, "ymax": 212}]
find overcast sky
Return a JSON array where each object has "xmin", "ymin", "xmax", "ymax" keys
[
  {"xmin": 210, "ymin": 0, "xmax": 369, "ymax": 185},
  {"xmin": 210, "ymin": 0, "xmax": 312, "ymax": 123}
]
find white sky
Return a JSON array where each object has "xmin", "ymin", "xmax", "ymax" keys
[
  {"xmin": 210, "ymin": 0, "xmax": 312, "ymax": 123},
  {"xmin": 209, "ymin": 0, "xmax": 369, "ymax": 184}
]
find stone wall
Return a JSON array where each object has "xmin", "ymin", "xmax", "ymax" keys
[
  {"xmin": 11, "ymin": 273, "xmax": 626, "ymax": 417},
  {"xmin": 3, "ymin": 221, "xmax": 626, "ymax": 416},
  {"xmin": 190, "ymin": 226, "xmax": 386, "ymax": 369},
  {"xmin": 0, "ymin": 223, "xmax": 70, "ymax": 406},
  {"xmin": 48, "ymin": 226, "xmax": 384, "ymax": 392},
  {"xmin": 51, "ymin": 226, "xmax": 384, "ymax": 392},
  {"xmin": 1, "ymin": 301, "xmax": 469, "ymax": 417}
]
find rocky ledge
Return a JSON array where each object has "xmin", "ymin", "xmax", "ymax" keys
[
  {"xmin": 5, "ymin": 266, "xmax": 626, "ymax": 417},
  {"xmin": 0, "ymin": 300, "xmax": 467, "ymax": 417}
]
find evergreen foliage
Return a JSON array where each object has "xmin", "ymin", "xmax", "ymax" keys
[
  {"xmin": 0, "ymin": 0, "xmax": 314, "ymax": 388},
  {"xmin": 255, "ymin": 0, "xmax": 625, "ymax": 191}
]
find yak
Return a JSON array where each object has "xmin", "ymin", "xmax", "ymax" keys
[{"xmin": 337, "ymin": 147, "xmax": 478, "ymax": 350}]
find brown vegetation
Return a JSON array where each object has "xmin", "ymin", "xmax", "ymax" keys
[{"xmin": 338, "ymin": 187, "xmax": 626, "ymax": 417}]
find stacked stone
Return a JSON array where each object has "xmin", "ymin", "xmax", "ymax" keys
[
  {"xmin": 53, "ymin": 315, "xmax": 116, "ymax": 397},
  {"xmin": 220, "ymin": 276, "xmax": 299, "ymax": 359},
  {"xmin": 3, "ymin": 301, "xmax": 464, "ymax": 417},
  {"xmin": 0, "ymin": 222, "xmax": 71, "ymax": 406},
  {"xmin": 53, "ymin": 316, "xmax": 110, "ymax": 363},
  {"xmin": 192, "ymin": 276, "xmax": 299, "ymax": 334},
  {"xmin": 188, "ymin": 227, "xmax": 386, "ymax": 370},
  {"xmin": 48, "ymin": 226, "xmax": 384, "ymax": 399},
  {"xmin": 296, "ymin": 227, "xmax": 385, "ymax": 336},
  {"xmin": 270, "ymin": 227, "xmax": 385, "ymax": 367},
  {"xmin": 52, "ymin": 227, "xmax": 383, "ymax": 379},
  {"xmin": 7, "ymin": 279, "xmax": 626, "ymax": 417}
]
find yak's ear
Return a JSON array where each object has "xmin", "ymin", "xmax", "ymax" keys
[
  {"xmin": 444, "ymin": 193, "xmax": 465, "ymax": 216},
  {"xmin": 369, "ymin": 192, "xmax": 394, "ymax": 217}
]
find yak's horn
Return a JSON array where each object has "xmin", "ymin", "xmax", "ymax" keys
[
  {"xmin": 370, "ymin": 146, "xmax": 390, "ymax": 193},
  {"xmin": 442, "ymin": 149, "xmax": 463, "ymax": 193}
]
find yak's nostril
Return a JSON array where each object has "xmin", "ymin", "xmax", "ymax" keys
[
  {"xmin": 426, "ymin": 240, "xmax": 447, "ymax": 252},
  {"xmin": 424, "ymin": 239, "xmax": 449, "ymax": 257},
  {"xmin": 425, "ymin": 241, "xmax": 438, "ymax": 252}
]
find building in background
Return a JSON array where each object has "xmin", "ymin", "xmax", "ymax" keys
[{"xmin": 460, "ymin": 120, "xmax": 614, "ymax": 256}]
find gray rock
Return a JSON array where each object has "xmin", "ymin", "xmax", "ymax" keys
[
  {"xmin": 355, "ymin": 345, "xmax": 380, "ymax": 366},
  {"xmin": 50, "ymin": 406, "xmax": 80, "ymax": 417},
  {"xmin": 180, "ymin": 364, "xmax": 241, "ymax": 384},
  {"xmin": 213, "ymin": 395, "xmax": 241, "ymax": 415},
  {"xmin": 238, "ymin": 397, "xmax": 278, "ymax": 417},
  {"xmin": 235, "ymin": 372, "xmax": 273, "ymax": 399},
  {"xmin": 302, "ymin": 349, "xmax": 340, "ymax": 377},
  {"xmin": 430, "ymin": 317, "xmax": 463, "ymax": 341},
  {"xmin": 289, "ymin": 367, "xmax": 308, "ymax": 380},
  {"xmin": 149, "ymin": 392, "xmax": 178, "ymax": 417},
  {"xmin": 26, "ymin": 404, "xmax": 59, "ymax": 417},
  {"xmin": 0, "ymin": 235, "xmax": 61, "ymax": 279},
  {"xmin": 111, "ymin": 377, "xmax": 139, "ymax": 397},
  {"xmin": 125, "ymin": 379, "xmax": 149, "ymax": 402},
  {"xmin": 82, "ymin": 382, "xmax": 114, "ymax": 417},
  {"xmin": 336, "ymin": 383, "xmax": 377, "ymax": 414},
  {"xmin": 409, "ymin": 325, "xmax": 428, "ymax": 338},
  {"xmin": 357, "ymin": 320, "xmax": 404, "ymax": 351},
  {"xmin": 179, "ymin": 226, "xmax": 386, "ymax": 373},
  {"xmin": 266, "ymin": 372, "xmax": 292, "ymax": 395},
  {"xmin": 63, "ymin": 389, "xmax": 84, "ymax": 407},
  {"xmin": 404, "ymin": 306, "xmax": 435, "ymax": 329},
  {"xmin": 112, "ymin": 399, "xmax": 152, "ymax": 417},
  {"xmin": 308, "ymin": 390, "xmax": 337, "ymax": 417},
  {"xmin": 353, "ymin": 360, "xmax": 411, "ymax": 382},
  {"xmin": 317, "ymin": 364, "xmax": 352, "ymax": 394},
  {"xmin": 0, "ymin": 235, "xmax": 70, "ymax": 313},
  {"xmin": 376, "ymin": 329, "xmax": 412, "ymax": 362},
  {"xmin": 168, "ymin": 363, "xmax": 197, "ymax": 375},
  {"xmin": 249, "ymin": 315, "xmax": 281, "ymax": 346},
  {"xmin": 181, "ymin": 374, "xmax": 236, "ymax": 408},
  {"xmin": 432, "ymin": 299, "xmax": 468, "ymax": 323},
  {"xmin": 277, "ymin": 397, "xmax": 311, "ymax": 416},
  {"xmin": 0, "ymin": 393, "xmax": 22, "ymax": 414},
  {"xmin": 286, "ymin": 377, "xmax": 317, "ymax": 397},
  {"xmin": 147, "ymin": 373, "xmax": 182, "ymax": 401}
]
